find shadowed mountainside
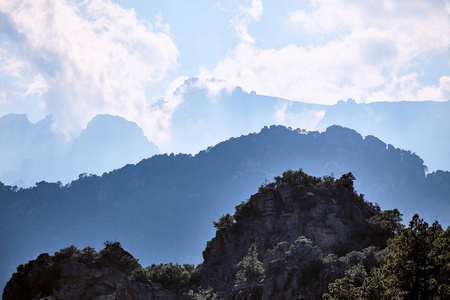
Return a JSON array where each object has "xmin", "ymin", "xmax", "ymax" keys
[
  {"xmin": 0, "ymin": 125, "xmax": 449, "ymax": 290},
  {"xmin": 3, "ymin": 170, "xmax": 397, "ymax": 299}
]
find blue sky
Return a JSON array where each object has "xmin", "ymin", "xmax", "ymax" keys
[{"xmin": 0, "ymin": 0, "xmax": 449, "ymax": 149}]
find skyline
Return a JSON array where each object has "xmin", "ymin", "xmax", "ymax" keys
[{"xmin": 0, "ymin": 0, "xmax": 449, "ymax": 150}]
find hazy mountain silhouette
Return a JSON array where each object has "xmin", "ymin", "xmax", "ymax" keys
[
  {"xmin": 1, "ymin": 125, "xmax": 448, "ymax": 289},
  {"xmin": 68, "ymin": 114, "xmax": 160, "ymax": 178},
  {"xmin": 0, "ymin": 114, "xmax": 69, "ymax": 186},
  {"xmin": 1, "ymin": 79, "xmax": 448, "ymax": 186},
  {"xmin": 317, "ymin": 99, "xmax": 450, "ymax": 172},
  {"xmin": 0, "ymin": 114, "xmax": 159, "ymax": 186},
  {"xmin": 166, "ymin": 78, "xmax": 450, "ymax": 171}
]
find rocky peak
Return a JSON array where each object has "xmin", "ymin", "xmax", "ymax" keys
[{"xmin": 201, "ymin": 170, "xmax": 378, "ymax": 288}]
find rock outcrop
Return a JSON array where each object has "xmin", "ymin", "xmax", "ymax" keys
[
  {"xmin": 200, "ymin": 170, "xmax": 379, "ymax": 296},
  {"xmin": 2, "ymin": 243, "xmax": 178, "ymax": 300},
  {"xmin": 3, "ymin": 170, "xmax": 390, "ymax": 300}
]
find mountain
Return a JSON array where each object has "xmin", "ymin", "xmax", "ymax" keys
[
  {"xmin": 0, "ymin": 125, "xmax": 448, "ymax": 290},
  {"xmin": 0, "ymin": 114, "xmax": 69, "ymax": 187},
  {"xmin": 5, "ymin": 170, "xmax": 437, "ymax": 299},
  {"xmin": 68, "ymin": 114, "xmax": 160, "ymax": 178},
  {"xmin": 1, "ymin": 79, "xmax": 448, "ymax": 186},
  {"xmin": 316, "ymin": 99, "xmax": 450, "ymax": 173},
  {"xmin": 0, "ymin": 114, "xmax": 160, "ymax": 186},
  {"xmin": 166, "ymin": 78, "xmax": 450, "ymax": 172}
]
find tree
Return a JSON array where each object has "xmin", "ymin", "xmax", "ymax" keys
[
  {"xmin": 235, "ymin": 244, "xmax": 264, "ymax": 285},
  {"xmin": 336, "ymin": 172, "xmax": 356, "ymax": 191},
  {"xmin": 382, "ymin": 215, "xmax": 449, "ymax": 299},
  {"xmin": 213, "ymin": 213, "xmax": 234, "ymax": 230},
  {"xmin": 325, "ymin": 215, "xmax": 450, "ymax": 299}
]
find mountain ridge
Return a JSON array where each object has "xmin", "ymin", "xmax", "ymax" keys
[
  {"xmin": 4, "ymin": 169, "xmax": 432, "ymax": 300},
  {"xmin": 0, "ymin": 125, "xmax": 449, "ymax": 290}
]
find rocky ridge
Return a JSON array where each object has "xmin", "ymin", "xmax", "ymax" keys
[
  {"xmin": 199, "ymin": 170, "xmax": 382, "ymax": 298},
  {"xmin": 3, "ymin": 170, "xmax": 392, "ymax": 299}
]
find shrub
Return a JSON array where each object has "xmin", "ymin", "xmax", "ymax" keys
[
  {"xmin": 213, "ymin": 213, "xmax": 234, "ymax": 230},
  {"xmin": 235, "ymin": 244, "xmax": 264, "ymax": 285}
]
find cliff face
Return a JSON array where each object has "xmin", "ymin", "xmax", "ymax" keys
[
  {"xmin": 3, "ymin": 171, "xmax": 386, "ymax": 300},
  {"xmin": 201, "ymin": 171, "xmax": 378, "ymax": 292}
]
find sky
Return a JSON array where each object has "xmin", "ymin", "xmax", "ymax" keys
[{"xmin": 0, "ymin": 0, "xmax": 449, "ymax": 149}]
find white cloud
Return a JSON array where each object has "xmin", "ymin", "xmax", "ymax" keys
[
  {"xmin": 25, "ymin": 73, "xmax": 48, "ymax": 97},
  {"xmin": 275, "ymin": 101, "xmax": 326, "ymax": 130},
  {"xmin": 146, "ymin": 75, "xmax": 189, "ymax": 146},
  {"xmin": 202, "ymin": 0, "xmax": 450, "ymax": 104},
  {"xmin": 231, "ymin": 0, "xmax": 263, "ymax": 43},
  {"xmin": 0, "ymin": 0, "xmax": 178, "ymax": 141}
]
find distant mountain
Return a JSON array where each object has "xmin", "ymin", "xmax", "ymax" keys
[
  {"xmin": 166, "ymin": 78, "xmax": 450, "ymax": 172},
  {"xmin": 68, "ymin": 114, "xmax": 160, "ymax": 178},
  {"xmin": 1, "ymin": 79, "xmax": 448, "ymax": 186},
  {"xmin": 0, "ymin": 114, "xmax": 160, "ymax": 186},
  {"xmin": 317, "ymin": 99, "xmax": 450, "ymax": 173},
  {"xmin": 0, "ymin": 114, "xmax": 69, "ymax": 186},
  {"xmin": 0, "ymin": 125, "xmax": 448, "ymax": 290}
]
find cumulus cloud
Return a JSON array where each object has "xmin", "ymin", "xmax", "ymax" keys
[
  {"xmin": 202, "ymin": 0, "xmax": 450, "ymax": 104},
  {"xmin": 0, "ymin": 0, "xmax": 178, "ymax": 141}
]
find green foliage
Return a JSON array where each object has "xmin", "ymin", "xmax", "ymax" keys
[
  {"xmin": 325, "ymin": 215, "xmax": 450, "ymax": 299},
  {"xmin": 382, "ymin": 215, "xmax": 450, "ymax": 299},
  {"xmin": 290, "ymin": 236, "xmax": 312, "ymax": 251},
  {"xmin": 213, "ymin": 213, "xmax": 235, "ymax": 230},
  {"xmin": 144, "ymin": 262, "xmax": 195, "ymax": 292},
  {"xmin": 186, "ymin": 288, "xmax": 218, "ymax": 300},
  {"xmin": 54, "ymin": 245, "xmax": 80, "ymax": 261},
  {"xmin": 131, "ymin": 267, "xmax": 149, "ymax": 283},
  {"xmin": 235, "ymin": 244, "xmax": 264, "ymax": 285},
  {"xmin": 335, "ymin": 172, "xmax": 356, "ymax": 191},
  {"xmin": 96, "ymin": 241, "xmax": 140, "ymax": 273},
  {"xmin": 258, "ymin": 169, "xmax": 321, "ymax": 192},
  {"xmin": 324, "ymin": 269, "xmax": 362, "ymax": 300},
  {"xmin": 79, "ymin": 246, "xmax": 98, "ymax": 263},
  {"xmin": 368, "ymin": 209, "xmax": 403, "ymax": 247},
  {"xmin": 323, "ymin": 254, "xmax": 338, "ymax": 265}
]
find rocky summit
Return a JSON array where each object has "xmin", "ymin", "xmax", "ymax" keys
[
  {"xmin": 3, "ymin": 170, "xmax": 400, "ymax": 299},
  {"xmin": 199, "ymin": 170, "xmax": 384, "ymax": 299}
]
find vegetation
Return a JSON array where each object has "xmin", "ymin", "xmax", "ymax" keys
[
  {"xmin": 5, "ymin": 163, "xmax": 449, "ymax": 299},
  {"xmin": 258, "ymin": 169, "xmax": 359, "ymax": 200},
  {"xmin": 213, "ymin": 213, "xmax": 235, "ymax": 230},
  {"xmin": 235, "ymin": 244, "xmax": 264, "ymax": 285},
  {"xmin": 324, "ymin": 215, "xmax": 450, "ymax": 299}
]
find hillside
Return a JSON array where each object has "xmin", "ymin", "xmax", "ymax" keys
[
  {"xmin": 0, "ymin": 125, "xmax": 449, "ymax": 289},
  {"xmin": 1, "ymin": 171, "xmax": 392, "ymax": 299},
  {"xmin": 5, "ymin": 169, "xmax": 445, "ymax": 299}
]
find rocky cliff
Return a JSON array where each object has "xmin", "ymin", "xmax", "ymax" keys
[
  {"xmin": 199, "ymin": 170, "xmax": 381, "ymax": 298},
  {"xmin": 3, "ymin": 170, "xmax": 392, "ymax": 300}
]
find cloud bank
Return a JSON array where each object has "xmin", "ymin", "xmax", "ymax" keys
[
  {"xmin": 0, "ymin": 0, "xmax": 178, "ymax": 142},
  {"xmin": 201, "ymin": 0, "xmax": 450, "ymax": 104}
]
